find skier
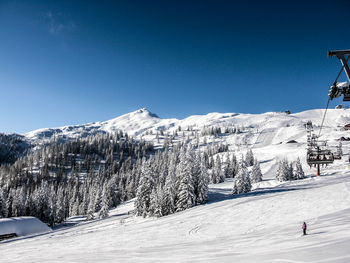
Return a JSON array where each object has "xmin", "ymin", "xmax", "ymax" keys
[{"xmin": 302, "ymin": 222, "xmax": 307, "ymax": 235}]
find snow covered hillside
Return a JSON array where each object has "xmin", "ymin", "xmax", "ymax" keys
[
  {"xmin": 2, "ymin": 108, "xmax": 350, "ymax": 261},
  {"xmin": 2, "ymin": 166, "xmax": 350, "ymax": 262},
  {"xmin": 25, "ymin": 108, "xmax": 350, "ymax": 142},
  {"xmin": 24, "ymin": 107, "xmax": 350, "ymax": 178}
]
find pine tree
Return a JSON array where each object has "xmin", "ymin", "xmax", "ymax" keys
[
  {"xmin": 275, "ymin": 159, "xmax": 290, "ymax": 182},
  {"xmin": 192, "ymin": 151, "xmax": 201, "ymax": 198},
  {"xmin": 250, "ymin": 159, "xmax": 263, "ymax": 183},
  {"xmin": 71, "ymin": 199, "xmax": 79, "ymax": 216},
  {"xmin": 94, "ymin": 187, "xmax": 102, "ymax": 213},
  {"xmin": 48, "ymin": 188, "xmax": 57, "ymax": 226},
  {"xmin": 134, "ymin": 158, "xmax": 155, "ymax": 217},
  {"xmin": 288, "ymin": 162, "xmax": 294, "ymax": 180},
  {"xmin": 275, "ymin": 160, "xmax": 284, "ymax": 182},
  {"xmin": 162, "ymin": 156, "xmax": 177, "ymax": 216},
  {"xmin": 294, "ymin": 158, "xmax": 305, "ymax": 180},
  {"xmin": 232, "ymin": 161, "xmax": 251, "ymax": 195},
  {"xmin": 196, "ymin": 156, "xmax": 209, "ymax": 204},
  {"xmin": 225, "ymin": 153, "xmax": 238, "ymax": 178},
  {"xmin": 56, "ymin": 187, "xmax": 66, "ymax": 224},
  {"xmin": 214, "ymin": 155, "xmax": 225, "ymax": 183},
  {"xmin": 245, "ymin": 149, "xmax": 254, "ymax": 167},
  {"xmin": 175, "ymin": 148, "xmax": 196, "ymax": 211},
  {"xmin": 224, "ymin": 152, "xmax": 231, "ymax": 178},
  {"xmin": 97, "ymin": 189, "xmax": 110, "ymax": 219},
  {"xmin": 86, "ymin": 191, "xmax": 96, "ymax": 220},
  {"xmin": 149, "ymin": 186, "xmax": 163, "ymax": 217}
]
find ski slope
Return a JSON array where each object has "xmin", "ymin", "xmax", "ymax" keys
[
  {"xmin": 3, "ymin": 108, "xmax": 350, "ymax": 261},
  {"xmin": 23, "ymin": 107, "xmax": 350, "ymax": 178},
  {"xmin": 2, "ymin": 165, "xmax": 350, "ymax": 262},
  {"xmin": 24, "ymin": 108, "xmax": 350, "ymax": 143}
]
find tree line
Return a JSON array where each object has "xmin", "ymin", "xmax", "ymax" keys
[{"xmin": 0, "ymin": 132, "xmax": 153, "ymax": 225}]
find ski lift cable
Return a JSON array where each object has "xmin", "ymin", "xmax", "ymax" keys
[
  {"xmin": 318, "ymin": 98, "xmax": 330, "ymax": 138},
  {"xmin": 318, "ymin": 55, "xmax": 350, "ymax": 138}
]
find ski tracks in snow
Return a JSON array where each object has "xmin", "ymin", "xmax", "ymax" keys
[
  {"xmin": 254, "ymin": 128, "xmax": 275, "ymax": 148},
  {"xmin": 188, "ymin": 224, "xmax": 202, "ymax": 237}
]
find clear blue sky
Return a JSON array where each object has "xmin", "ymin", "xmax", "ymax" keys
[{"xmin": 1, "ymin": 0, "xmax": 350, "ymax": 133}]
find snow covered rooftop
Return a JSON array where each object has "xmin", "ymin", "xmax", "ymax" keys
[{"xmin": 0, "ymin": 217, "xmax": 51, "ymax": 237}]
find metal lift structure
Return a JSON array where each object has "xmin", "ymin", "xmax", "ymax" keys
[
  {"xmin": 305, "ymin": 121, "xmax": 334, "ymax": 176},
  {"xmin": 305, "ymin": 50, "xmax": 350, "ymax": 176},
  {"xmin": 328, "ymin": 49, "xmax": 350, "ymax": 101}
]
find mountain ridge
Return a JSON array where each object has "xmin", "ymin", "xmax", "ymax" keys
[{"xmin": 24, "ymin": 108, "xmax": 350, "ymax": 142}]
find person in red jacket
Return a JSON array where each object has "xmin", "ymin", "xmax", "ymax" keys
[{"xmin": 302, "ymin": 222, "xmax": 307, "ymax": 235}]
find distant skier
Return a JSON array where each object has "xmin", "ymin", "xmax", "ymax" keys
[{"xmin": 302, "ymin": 222, "xmax": 307, "ymax": 235}]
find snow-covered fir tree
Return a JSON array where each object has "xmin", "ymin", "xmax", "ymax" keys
[
  {"xmin": 294, "ymin": 158, "xmax": 305, "ymax": 180},
  {"xmin": 0, "ymin": 132, "xmax": 155, "ymax": 225},
  {"xmin": 195, "ymin": 153, "xmax": 209, "ymax": 204},
  {"xmin": 232, "ymin": 161, "xmax": 251, "ymax": 195},
  {"xmin": 98, "ymin": 188, "xmax": 110, "ymax": 219},
  {"xmin": 276, "ymin": 159, "xmax": 288, "ymax": 182},
  {"xmin": 288, "ymin": 162, "xmax": 294, "ymax": 180},
  {"xmin": 250, "ymin": 159, "xmax": 263, "ymax": 183},
  {"xmin": 225, "ymin": 152, "xmax": 238, "ymax": 178},
  {"xmin": 134, "ymin": 158, "xmax": 155, "ymax": 217},
  {"xmin": 86, "ymin": 194, "xmax": 96, "ymax": 221},
  {"xmin": 276, "ymin": 159, "xmax": 296, "ymax": 182},
  {"xmin": 245, "ymin": 149, "xmax": 254, "ymax": 167},
  {"xmin": 213, "ymin": 154, "xmax": 225, "ymax": 183},
  {"xmin": 149, "ymin": 186, "xmax": 163, "ymax": 217},
  {"xmin": 175, "ymin": 148, "xmax": 196, "ymax": 211},
  {"xmin": 162, "ymin": 157, "xmax": 177, "ymax": 215}
]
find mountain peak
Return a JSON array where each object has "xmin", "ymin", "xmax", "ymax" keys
[{"xmin": 134, "ymin": 108, "xmax": 159, "ymax": 118}]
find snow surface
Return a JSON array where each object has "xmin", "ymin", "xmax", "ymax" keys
[
  {"xmin": 24, "ymin": 108, "xmax": 350, "ymax": 141},
  {"xmin": 4, "ymin": 108, "xmax": 350, "ymax": 262},
  {"xmin": 2, "ymin": 167, "xmax": 350, "ymax": 262},
  {"xmin": 23, "ymin": 107, "xmax": 350, "ymax": 175},
  {"xmin": 0, "ymin": 217, "xmax": 51, "ymax": 237}
]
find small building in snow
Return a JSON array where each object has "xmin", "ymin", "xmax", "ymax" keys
[
  {"xmin": 0, "ymin": 217, "xmax": 51, "ymax": 241},
  {"xmin": 344, "ymin": 124, "xmax": 350, "ymax": 130}
]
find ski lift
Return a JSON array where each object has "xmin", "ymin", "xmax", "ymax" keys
[
  {"xmin": 304, "ymin": 50, "xmax": 348, "ymax": 175},
  {"xmin": 307, "ymin": 149, "xmax": 334, "ymax": 166},
  {"xmin": 305, "ymin": 121, "xmax": 335, "ymax": 173}
]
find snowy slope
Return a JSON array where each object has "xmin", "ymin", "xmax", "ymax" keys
[
  {"xmin": 24, "ymin": 107, "xmax": 350, "ymax": 179},
  {"xmin": 24, "ymin": 108, "xmax": 350, "ymax": 141},
  {"xmin": 1, "ymin": 166, "xmax": 350, "ymax": 262},
  {"xmin": 3, "ymin": 108, "xmax": 350, "ymax": 261}
]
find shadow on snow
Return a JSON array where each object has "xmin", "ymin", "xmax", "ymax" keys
[{"xmin": 207, "ymin": 186, "xmax": 306, "ymax": 205}]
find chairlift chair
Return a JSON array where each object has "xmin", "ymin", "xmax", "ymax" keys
[{"xmin": 307, "ymin": 149, "xmax": 334, "ymax": 166}]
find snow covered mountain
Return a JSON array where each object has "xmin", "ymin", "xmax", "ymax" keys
[
  {"xmin": 25, "ymin": 107, "xmax": 350, "ymax": 141},
  {"xmin": 3, "ymin": 107, "xmax": 350, "ymax": 262},
  {"xmin": 25, "ymin": 108, "xmax": 166, "ymax": 140},
  {"xmin": 23, "ymin": 107, "xmax": 350, "ymax": 178}
]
